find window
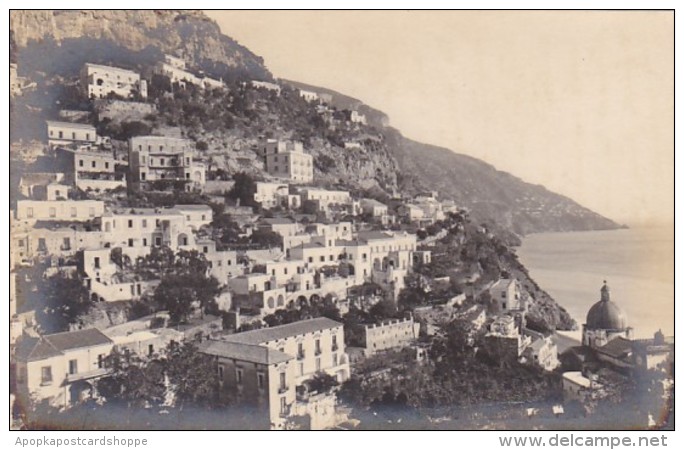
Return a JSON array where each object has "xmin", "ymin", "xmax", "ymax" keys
[
  {"xmin": 68, "ymin": 359, "xmax": 78, "ymax": 375},
  {"xmin": 257, "ymin": 373, "xmax": 265, "ymax": 389},
  {"xmin": 308, "ymin": 257, "xmax": 313, "ymax": 263},
  {"xmin": 128, "ymin": 219, "xmax": 133, "ymax": 228},
  {"xmin": 49, "ymin": 207, "xmax": 56, "ymax": 218},
  {"xmin": 142, "ymin": 219, "xmax": 147, "ymax": 228},
  {"xmin": 128, "ymin": 238, "xmax": 134, "ymax": 247},
  {"xmin": 79, "ymin": 159, "xmax": 84, "ymax": 167},
  {"xmin": 91, "ymin": 161, "xmax": 96, "ymax": 168},
  {"xmin": 315, "ymin": 339, "xmax": 321, "ymax": 355},
  {"xmin": 86, "ymin": 133, "xmax": 90, "ymax": 141},
  {"xmin": 141, "ymin": 173, "xmax": 146, "ymax": 181},
  {"xmin": 38, "ymin": 238, "xmax": 47, "ymax": 252},
  {"xmin": 236, "ymin": 368, "xmax": 243, "ymax": 384},
  {"xmin": 280, "ymin": 397, "xmax": 287, "ymax": 415},
  {"xmin": 98, "ymin": 354, "xmax": 105, "ymax": 369},
  {"xmin": 333, "ymin": 353, "xmax": 338, "ymax": 366},
  {"xmin": 148, "ymin": 344, "xmax": 154, "ymax": 356},
  {"xmin": 55, "ymin": 190, "xmax": 61, "ymax": 198},
  {"xmin": 160, "ymin": 158, "xmax": 165, "ymax": 166},
  {"xmin": 27, "ymin": 207, "xmax": 33, "ymax": 218},
  {"xmin": 155, "ymin": 237, "xmax": 162, "ymax": 246},
  {"xmin": 279, "ymin": 372, "xmax": 286, "ymax": 390},
  {"xmin": 298, "ymin": 343, "xmax": 304, "ymax": 359},
  {"xmin": 299, "ymin": 363, "xmax": 304, "ymax": 376},
  {"xmin": 41, "ymin": 366, "xmax": 53, "ymax": 384},
  {"xmin": 502, "ymin": 302, "xmax": 507, "ymax": 310},
  {"xmin": 58, "ymin": 131, "xmax": 63, "ymax": 139},
  {"xmin": 105, "ymin": 162, "xmax": 109, "ymax": 169},
  {"xmin": 315, "ymin": 358, "xmax": 321, "ymax": 371},
  {"xmin": 332, "ymin": 334, "xmax": 338, "ymax": 350},
  {"xmin": 62, "ymin": 237, "xmax": 71, "ymax": 250},
  {"xmin": 94, "ymin": 256, "xmax": 100, "ymax": 269},
  {"xmin": 142, "ymin": 238, "xmax": 148, "ymax": 247},
  {"xmin": 320, "ymin": 256, "xmax": 325, "ymax": 262},
  {"xmin": 218, "ymin": 365, "xmax": 224, "ymax": 379}
]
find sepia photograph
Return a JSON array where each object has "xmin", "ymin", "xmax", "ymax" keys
[{"xmin": 7, "ymin": 8, "xmax": 674, "ymax": 433}]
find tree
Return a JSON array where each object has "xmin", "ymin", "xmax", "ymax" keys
[
  {"xmin": 164, "ymin": 340, "xmax": 219, "ymax": 409},
  {"xmin": 305, "ymin": 372, "xmax": 339, "ymax": 395},
  {"xmin": 149, "ymin": 249, "xmax": 221, "ymax": 324},
  {"xmin": 37, "ymin": 270, "xmax": 94, "ymax": 333},
  {"xmin": 227, "ymin": 172, "xmax": 257, "ymax": 207},
  {"xmin": 249, "ymin": 228, "xmax": 283, "ymax": 249},
  {"xmin": 97, "ymin": 348, "xmax": 166, "ymax": 409},
  {"xmin": 369, "ymin": 298, "xmax": 398, "ymax": 322}
]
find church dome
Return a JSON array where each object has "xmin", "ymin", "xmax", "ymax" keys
[{"xmin": 585, "ymin": 281, "xmax": 628, "ymax": 330}]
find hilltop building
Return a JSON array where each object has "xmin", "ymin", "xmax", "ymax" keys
[
  {"xmin": 81, "ymin": 63, "xmax": 146, "ymax": 100},
  {"xmin": 259, "ymin": 140, "xmax": 313, "ymax": 183}
]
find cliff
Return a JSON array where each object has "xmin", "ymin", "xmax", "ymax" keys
[{"xmin": 9, "ymin": 10, "xmax": 270, "ymax": 81}]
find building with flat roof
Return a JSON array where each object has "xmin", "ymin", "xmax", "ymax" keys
[
  {"xmin": 128, "ymin": 136, "xmax": 206, "ymax": 191},
  {"xmin": 80, "ymin": 63, "xmax": 146, "ymax": 100}
]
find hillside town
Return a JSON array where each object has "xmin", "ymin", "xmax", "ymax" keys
[{"xmin": 10, "ymin": 56, "xmax": 673, "ymax": 430}]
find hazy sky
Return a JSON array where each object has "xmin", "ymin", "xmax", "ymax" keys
[{"xmin": 207, "ymin": 11, "xmax": 673, "ymax": 226}]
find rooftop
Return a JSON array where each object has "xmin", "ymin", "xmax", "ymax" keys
[
  {"xmin": 46, "ymin": 120, "xmax": 96, "ymax": 131},
  {"xmin": 562, "ymin": 371, "xmax": 596, "ymax": 388},
  {"xmin": 223, "ymin": 317, "xmax": 343, "ymax": 346},
  {"xmin": 260, "ymin": 217, "xmax": 295, "ymax": 225},
  {"xmin": 200, "ymin": 340, "xmax": 292, "ymax": 365},
  {"xmin": 596, "ymin": 336, "xmax": 633, "ymax": 360},
  {"xmin": 16, "ymin": 329, "xmax": 113, "ymax": 362}
]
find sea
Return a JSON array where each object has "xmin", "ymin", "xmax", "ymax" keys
[{"xmin": 517, "ymin": 225, "xmax": 674, "ymax": 340}]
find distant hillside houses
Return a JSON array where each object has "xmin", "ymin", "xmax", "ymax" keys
[
  {"xmin": 154, "ymin": 54, "xmax": 224, "ymax": 90},
  {"xmin": 81, "ymin": 63, "xmax": 147, "ymax": 100}
]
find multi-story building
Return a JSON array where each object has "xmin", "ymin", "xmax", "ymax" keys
[
  {"xmin": 47, "ymin": 121, "xmax": 97, "ymax": 148},
  {"xmin": 489, "ymin": 278, "xmax": 527, "ymax": 315},
  {"xmin": 200, "ymin": 317, "xmax": 349, "ymax": 429},
  {"xmin": 55, "ymin": 147, "xmax": 126, "ymax": 192},
  {"xmin": 260, "ymin": 140, "xmax": 313, "ymax": 183},
  {"xmin": 154, "ymin": 54, "xmax": 223, "ymax": 90},
  {"xmin": 300, "ymin": 188, "xmax": 352, "ymax": 213},
  {"xmin": 16, "ymin": 200, "xmax": 104, "ymax": 222},
  {"xmin": 359, "ymin": 198, "xmax": 391, "ymax": 225},
  {"xmin": 80, "ymin": 63, "xmax": 146, "ymax": 100},
  {"xmin": 14, "ymin": 329, "xmax": 114, "ymax": 410},
  {"xmin": 128, "ymin": 136, "xmax": 206, "ymax": 191}
]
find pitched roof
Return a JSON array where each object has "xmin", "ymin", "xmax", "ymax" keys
[
  {"xmin": 199, "ymin": 340, "xmax": 292, "ymax": 365},
  {"xmin": 15, "ymin": 336, "xmax": 62, "ymax": 362},
  {"xmin": 223, "ymin": 317, "xmax": 343, "ymax": 345},
  {"xmin": 45, "ymin": 328, "xmax": 113, "ymax": 352},
  {"xmin": 596, "ymin": 336, "xmax": 633, "ymax": 359}
]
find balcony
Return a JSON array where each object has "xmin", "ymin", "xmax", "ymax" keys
[
  {"xmin": 332, "ymin": 343, "xmax": 339, "ymax": 352},
  {"xmin": 278, "ymin": 385, "xmax": 289, "ymax": 394},
  {"xmin": 297, "ymin": 351, "xmax": 306, "ymax": 360},
  {"xmin": 314, "ymin": 349, "xmax": 322, "ymax": 356}
]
